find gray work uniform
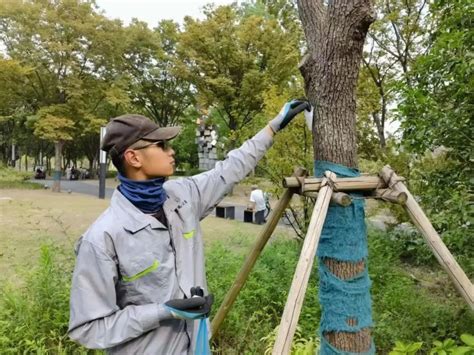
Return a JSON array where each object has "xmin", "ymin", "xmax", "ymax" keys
[{"xmin": 68, "ymin": 129, "xmax": 273, "ymax": 354}]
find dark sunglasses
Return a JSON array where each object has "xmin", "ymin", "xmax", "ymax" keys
[{"xmin": 133, "ymin": 140, "xmax": 170, "ymax": 151}]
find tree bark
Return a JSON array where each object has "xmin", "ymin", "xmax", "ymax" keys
[
  {"xmin": 297, "ymin": 0, "xmax": 374, "ymax": 352},
  {"xmin": 299, "ymin": 0, "xmax": 374, "ymax": 167},
  {"xmin": 372, "ymin": 111, "xmax": 386, "ymax": 148}
]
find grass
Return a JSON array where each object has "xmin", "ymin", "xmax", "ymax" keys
[
  {"xmin": 0, "ymin": 166, "xmax": 42, "ymax": 190},
  {"xmin": 0, "ymin": 189, "xmax": 109, "ymax": 282},
  {"xmin": 0, "ymin": 188, "xmax": 472, "ymax": 354}
]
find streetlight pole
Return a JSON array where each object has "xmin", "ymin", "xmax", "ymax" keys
[{"xmin": 99, "ymin": 127, "xmax": 107, "ymax": 199}]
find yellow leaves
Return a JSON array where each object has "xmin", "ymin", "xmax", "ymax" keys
[{"xmin": 34, "ymin": 114, "xmax": 75, "ymax": 142}]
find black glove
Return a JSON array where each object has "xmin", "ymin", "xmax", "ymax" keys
[
  {"xmin": 269, "ymin": 99, "xmax": 312, "ymax": 133},
  {"xmin": 164, "ymin": 287, "xmax": 214, "ymax": 320}
]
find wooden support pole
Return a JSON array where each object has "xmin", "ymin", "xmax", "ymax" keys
[
  {"xmin": 374, "ymin": 188, "xmax": 407, "ymax": 205},
  {"xmin": 272, "ymin": 171, "xmax": 336, "ymax": 355},
  {"xmin": 381, "ymin": 166, "xmax": 474, "ymax": 310},
  {"xmin": 211, "ymin": 168, "xmax": 307, "ymax": 337},
  {"xmin": 284, "ymin": 175, "xmax": 393, "ymax": 192},
  {"xmin": 303, "ymin": 191, "xmax": 352, "ymax": 207}
]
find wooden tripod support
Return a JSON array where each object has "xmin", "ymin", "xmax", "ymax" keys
[
  {"xmin": 380, "ymin": 166, "xmax": 474, "ymax": 309},
  {"xmin": 272, "ymin": 171, "xmax": 336, "ymax": 354},
  {"xmin": 211, "ymin": 165, "xmax": 473, "ymax": 352},
  {"xmin": 211, "ymin": 167, "xmax": 307, "ymax": 337}
]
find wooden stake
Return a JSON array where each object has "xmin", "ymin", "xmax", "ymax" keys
[
  {"xmin": 303, "ymin": 191, "xmax": 352, "ymax": 207},
  {"xmin": 374, "ymin": 188, "xmax": 408, "ymax": 204},
  {"xmin": 211, "ymin": 168, "xmax": 306, "ymax": 337},
  {"xmin": 381, "ymin": 166, "xmax": 474, "ymax": 310},
  {"xmin": 272, "ymin": 171, "xmax": 336, "ymax": 355}
]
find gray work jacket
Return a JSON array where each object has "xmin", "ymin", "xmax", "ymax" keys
[{"xmin": 68, "ymin": 129, "xmax": 273, "ymax": 354}]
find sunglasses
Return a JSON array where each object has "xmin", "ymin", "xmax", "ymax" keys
[{"xmin": 131, "ymin": 140, "xmax": 171, "ymax": 151}]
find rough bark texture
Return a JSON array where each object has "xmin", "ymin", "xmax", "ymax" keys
[
  {"xmin": 297, "ymin": 0, "xmax": 375, "ymax": 352},
  {"xmin": 298, "ymin": 0, "xmax": 374, "ymax": 168}
]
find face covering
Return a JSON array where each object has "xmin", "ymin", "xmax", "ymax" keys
[{"xmin": 117, "ymin": 173, "xmax": 167, "ymax": 214}]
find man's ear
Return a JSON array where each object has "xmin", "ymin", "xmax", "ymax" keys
[{"xmin": 123, "ymin": 150, "xmax": 142, "ymax": 169}]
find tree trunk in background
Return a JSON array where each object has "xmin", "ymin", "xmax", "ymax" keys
[
  {"xmin": 372, "ymin": 111, "xmax": 386, "ymax": 149},
  {"xmin": 297, "ymin": 0, "xmax": 374, "ymax": 352},
  {"xmin": 52, "ymin": 141, "xmax": 64, "ymax": 192}
]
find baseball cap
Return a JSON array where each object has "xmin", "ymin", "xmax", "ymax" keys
[{"xmin": 101, "ymin": 114, "xmax": 181, "ymax": 158}]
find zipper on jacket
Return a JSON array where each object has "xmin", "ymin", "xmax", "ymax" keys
[{"xmin": 165, "ymin": 210, "xmax": 192, "ymax": 350}]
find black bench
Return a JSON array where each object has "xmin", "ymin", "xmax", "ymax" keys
[{"xmin": 215, "ymin": 204, "xmax": 235, "ymax": 219}]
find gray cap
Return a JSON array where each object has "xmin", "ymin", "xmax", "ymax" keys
[{"xmin": 101, "ymin": 114, "xmax": 181, "ymax": 158}]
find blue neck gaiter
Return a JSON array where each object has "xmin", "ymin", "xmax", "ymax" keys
[{"xmin": 117, "ymin": 173, "xmax": 167, "ymax": 214}]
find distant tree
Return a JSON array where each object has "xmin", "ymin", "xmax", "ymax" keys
[
  {"xmin": 361, "ymin": 0, "xmax": 429, "ymax": 148},
  {"xmin": 178, "ymin": 5, "xmax": 300, "ymax": 148},
  {"xmin": 0, "ymin": 58, "xmax": 33, "ymax": 165},
  {"xmin": 400, "ymin": 0, "xmax": 473, "ymax": 165},
  {"xmin": 121, "ymin": 19, "xmax": 194, "ymax": 127},
  {"xmin": 0, "ymin": 0, "xmax": 126, "ymax": 190}
]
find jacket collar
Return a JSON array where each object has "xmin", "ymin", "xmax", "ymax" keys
[{"xmin": 110, "ymin": 189, "xmax": 180, "ymax": 233}]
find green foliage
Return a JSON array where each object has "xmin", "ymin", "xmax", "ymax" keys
[
  {"xmin": 407, "ymin": 151, "xmax": 472, "ymax": 271},
  {"xmin": 171, "ymin": 109, "xmax": 199, "ymax": 172},
  {"xmin": 261, "ymin": 325, "xmax": 320, "ymax": 355},
  {"xmin": 121, "ymin": 19, "xmax": 194, "ymax": 126},
  {"xmin": 206, "ymin": 236, "xmax": 320, "ymax": 354},
  {"xmin": 390, "ymin": 341, "xmax": 424, "ymax": 355},
  {"xmin": 0, "ymin": 165, "xmax": 41, "ymax": 189},
  {"xmin": 178, "ymin": 4, "xmax": 300, "ymax": 147},
  {"xmin": 0, "ymin": 230, "xmax": 471, "ymax": 354},
  {"xmin": 389, "ymin": 334, "xmax": 474, "ymax": 355},
  {"xmin": 359, "ymin": 142, "xmax": 473, "ymax": 275},
  {"xmin": 369, "ymin": 230, "xmax": 474, "ymax": 351},
  {"xmin": 399, "ymin": 0, "xmax": 473, "ymax": 164},
  {"xmin": 0, "ymin": 244, "xmax": 97, "ymax": 354}
]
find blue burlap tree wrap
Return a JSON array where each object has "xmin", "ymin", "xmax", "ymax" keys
[{"xmin": 314, "ymin": 160, "xmax": 374, "ymax": 355}]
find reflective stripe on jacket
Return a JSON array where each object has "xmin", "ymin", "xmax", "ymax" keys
[{"xmin": 68, "ymin": 128, "xmax": 273, "ymax": 354}]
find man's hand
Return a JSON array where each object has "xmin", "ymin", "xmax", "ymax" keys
[
  {"xmin": 163, "ymin": 287, "xmax": 214, "ymax": 320},
  {"xmin": 268, "ymin": 99, "xmax": 311, "ymax": 133}
]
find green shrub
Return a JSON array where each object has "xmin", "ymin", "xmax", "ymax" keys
[
  {"xmin": 389, "ymin": 333, "xmax": 474, "ymax": 355},
  {"xmin": 207, "ymin": 238, "xmax": 320, "ymax": 354},
  {"xmin": 0, "ymin": 165, "xmax": 41, "ymax": 189},
  {"xmin": 0, "ymin": 244, "xmax": 98, "ymax": 354},
  {"xmin": 361, "ymin": 147, "xmax": 473, "ymax": 275},
  {"xmin": 369, "ymin": 231, "xmax": 474, "ymax": 351},
  {"xmin": 207, "ymin": 230, "xmax": 474, "ymax": 354},
  {"xmin": 1, "ymin": 232, "xmax": 471, "ymax": 354}
]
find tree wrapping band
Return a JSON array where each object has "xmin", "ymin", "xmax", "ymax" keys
[{"xmin": 314, "ymin": 160, "xmax": 375, "ymax": 355}]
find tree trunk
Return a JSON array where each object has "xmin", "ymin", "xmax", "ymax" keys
[
  {"xmin": 372, "ymin": 111, "xmax": 386, "ymax": 148},
  {"xmin": 297, "ymin": 0, "xmax": 374, "ymax": 352},
  {"xmin": 52, "ymin": 141, "xmax": 64, "ymax": 192}
]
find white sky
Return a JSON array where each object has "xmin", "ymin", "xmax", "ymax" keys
[{"xmin": 95, "ymin": 0, "xmax": 238, "ymax": 26}]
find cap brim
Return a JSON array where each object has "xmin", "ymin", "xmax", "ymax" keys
[{"xmin": 142, "ymin": 126, "xmax": 181, "ymax": 141}]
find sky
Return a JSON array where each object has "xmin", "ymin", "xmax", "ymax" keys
[{"xmin": 95, "ymin": 0, "xmax": 237, "ymax": 26}]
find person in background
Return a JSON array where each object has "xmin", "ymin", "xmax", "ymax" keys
[{"xmin": 250, "ymin": 185, "xmax": 267, "ymax": 225}]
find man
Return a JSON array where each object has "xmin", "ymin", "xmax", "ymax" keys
[
  {"xmin": 67, "ymin": 99, "xmax": 310, "ymax": 354},
  {"xmin": 249, "ymin": 185, "xmax": 266, "ymax": 224}
]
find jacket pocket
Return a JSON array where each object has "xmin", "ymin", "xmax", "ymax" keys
[{"xmin": 122, "ymin": 259, "xmax": 160, "ymax": 282}]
